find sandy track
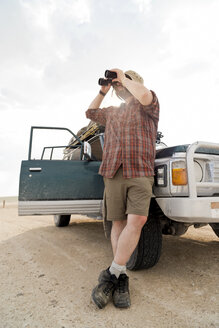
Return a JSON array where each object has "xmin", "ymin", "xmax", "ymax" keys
[{"xmin": 0, "ymin": 206, "xmax": 218, "ymax": 328}]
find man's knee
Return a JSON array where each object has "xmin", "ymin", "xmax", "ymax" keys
[
  {"xmin": 112, "ymin": 219, "xmax": 127, "ymax": 230},
  {"xmin": 139, "ymin": 215, "xmax": 148, "ymax": 227},
  {"xmin": 127, "ymin": 214, "xmax": 147, "ymax": 230}
]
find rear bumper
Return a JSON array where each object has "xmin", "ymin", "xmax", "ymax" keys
[{"xmin": 156, "ymin": 197, "xmax": 219, "ymax": 223}]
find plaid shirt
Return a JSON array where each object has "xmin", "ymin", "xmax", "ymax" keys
[{"xmin": 85, "ymin": 90, "xmax": 159, "ymax": 178}]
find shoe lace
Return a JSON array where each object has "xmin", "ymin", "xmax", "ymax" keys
[
  {"xmin": 118, "ymin": 276, "xmax": 127, "ymax": 293},
  {"xmin": 103, "ymin": 282, "xmax": 114, "ymax": 296}
]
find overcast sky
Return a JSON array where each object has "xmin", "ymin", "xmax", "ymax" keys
[{"xmin": 0, "ymin": 0, "xmax": 219, "ymax": 197}]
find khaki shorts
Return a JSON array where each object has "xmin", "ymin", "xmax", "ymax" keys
[{"xmin": 103, "ymin": 166, "xmax": 154, "ymax": 221}]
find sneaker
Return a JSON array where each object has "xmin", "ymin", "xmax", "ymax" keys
[
  {"xmin": 113, "ymin": 273, "xmax": 131, "ymax": 308},
  {"xmin": 98, "ymin": 267, "xmax": 109, "ymax": 282},
  {"xmin": 91, "ymin": 268, "xmax": 118, "ymax": 309}
]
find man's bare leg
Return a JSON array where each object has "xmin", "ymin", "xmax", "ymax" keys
[
  {"xmin": 111, "ymin": 220, "xmax": 127, "ymax": 256},
  {"xmin": 107, "ymin": 214, "xmax": 147, "ymax": 308},
  {"xmin": 113, "ymin": 214, "xmax": 147, "ymax": 266}
]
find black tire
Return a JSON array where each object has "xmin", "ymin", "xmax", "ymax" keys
[
  {"xmin": 210, "ymin": 223, "xmax": 219, "ymax": 238},
  {"xmin": 54, "ymin": 215, "xmax": 71, "ymax": 227},
  {"xmin": 127, "ymin": 204, "xmax": 162, "ymax": 271}
]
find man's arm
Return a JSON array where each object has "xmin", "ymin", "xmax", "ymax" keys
[
  {"xmin": 88, "ymin": 84, "xmax": 111, "ymax": 109},
  {"xmin": 86, "ymin": 84, "xmax": 112, "ymax": 126},
  {"xmin": 122, "ymin": 77, "xmax": 153, "ymax": 106},
  {"xmin": 111, "ymin": 68, "xmax": 153, "ymax": 106},
  {"xmin": 88, "ymin": 92, "xmax": 105, "ymax": 109}
]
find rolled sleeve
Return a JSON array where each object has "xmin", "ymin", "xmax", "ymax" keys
[
  {"xmin": 141, "ymin": 91, "xmax": 160, "ymax": 123},
  {"xmin": 85, "ymin": 106, "xmax": 112, "ymax": 126}
]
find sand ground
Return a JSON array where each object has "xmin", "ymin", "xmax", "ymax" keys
[{"xmin": 0, "ymin": 202, "xmax": 218, "ymax": 328}]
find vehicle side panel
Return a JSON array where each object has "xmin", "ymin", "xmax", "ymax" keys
[{"xmin": 19, "ymin": 160, "xmax": 104, "ymax": 201}]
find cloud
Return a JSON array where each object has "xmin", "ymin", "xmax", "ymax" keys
[
  {"xmin": 1, "ymin": 0, "xmax": 218, "ymax": 114},
  {"xmin": 0, "ymin": 1, "xmax": 32, "ymax": 65},
  {"xmin": 0, "ymin": 88, "xmax": 27, "ymax": 110},
  {"xmin": 0, "ymin": 0, "xmax": 161, "ymax": 114},
  {"xmin": 171, "ymin": 60, "xmax": 211, "ymax": 79},
  {"xmin": 160, "ymin": 1, "xmax": 219, "ymax": 72},
  {"xmin": 20, "ymin": 0, "xmax": 91, "ymax": 29},
  {"xmin": 133, "ymin": 0, "xmax": 152, "ymax": 13}
]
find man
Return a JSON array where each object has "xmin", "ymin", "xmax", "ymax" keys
[{"xmin": 85, "ymin": 68, "xmax": 159, "ymax": 309}]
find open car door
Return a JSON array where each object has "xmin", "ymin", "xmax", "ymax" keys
[{"xmin": 18, "ymin": 126, "xmax": 104, "ymax": 217}]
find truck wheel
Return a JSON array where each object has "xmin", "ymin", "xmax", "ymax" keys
[
  {"xmin": 126, "ymin": 212, "xmax": 162, "ymax": 270},
  {"xmin": 210, "ymin": 223, "xmax": 219, "ymax": 238},
  {"xmin": 54, "ymin": 215, "xmax": 71, "ymax": 227}
]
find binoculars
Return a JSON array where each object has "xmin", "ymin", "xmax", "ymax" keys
[{"xmin": 98, "ymin": 70, "xmax": 117, "ymax": 86}]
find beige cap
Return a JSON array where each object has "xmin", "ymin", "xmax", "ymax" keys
[{"xmin": 125, "ymin": 70, "xmax": 144, "ymax": 84}]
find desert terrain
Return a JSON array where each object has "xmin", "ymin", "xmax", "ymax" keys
[{"xmin": 0, "ymin": 198, "xmax": 218, "ymax": 328}]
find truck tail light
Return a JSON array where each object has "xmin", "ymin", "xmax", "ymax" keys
[
  {"xmin": 155, "ymin": 165, "xmax": 167, "ymax": 187},
  {"xmin": 172, "ymin": 161, "xmax": 188, "ymax": 185}
]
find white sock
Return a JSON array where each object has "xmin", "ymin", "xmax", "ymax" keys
[{"xmin": 109, "ymin": 260, "xmax": 126, "ymax": 278}]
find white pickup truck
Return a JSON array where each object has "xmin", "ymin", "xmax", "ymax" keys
[{"xmin": 18, "ymin": 125, "xmax": 219, "ymax": 270}]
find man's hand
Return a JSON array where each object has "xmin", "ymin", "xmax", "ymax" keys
[
  {"xmin": 110, "ymin": 68, "xmax": 126, "ymax": 85},
  {"xmin": 88, "ymin": 78, "xmax": 111, "ymax": 110}
]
